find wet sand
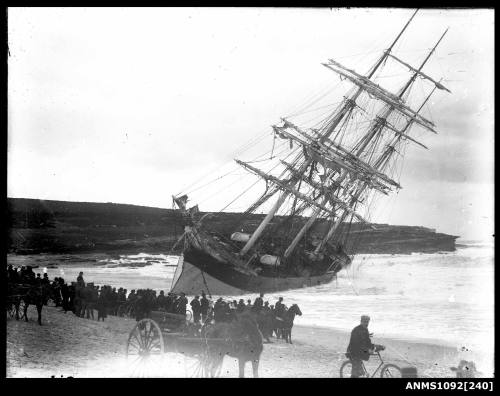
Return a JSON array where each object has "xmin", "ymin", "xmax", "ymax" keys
[{"xmin": 6, "ymin": 305, "xmax": 477, "ymax": 378}]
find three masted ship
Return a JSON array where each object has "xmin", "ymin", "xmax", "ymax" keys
[{"xmin": 170, "ymin": 10, "xmax": 451, "ymax": 295}]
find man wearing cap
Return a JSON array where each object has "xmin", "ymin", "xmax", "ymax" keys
[{"xmin": 346, "ymin": 315, "xmax": 377, "ymax": 378}]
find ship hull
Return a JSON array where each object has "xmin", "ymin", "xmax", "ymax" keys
[{"xmin": 170, "ymin": 251, "xmax": 337, "ymax": 296}]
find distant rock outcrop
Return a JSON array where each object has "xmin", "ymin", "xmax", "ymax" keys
[{"xmin": 7, "ymin": 198, "xmax": 458, "ymax": 255}]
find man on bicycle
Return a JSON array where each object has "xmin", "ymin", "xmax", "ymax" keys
[{"xmin": 346, "ymin": 315, "xmax": 384, "ymax": 378}]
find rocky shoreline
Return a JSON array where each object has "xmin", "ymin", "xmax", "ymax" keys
[{"xmin": 8, "ymin": 198, "xmax": 458, "ymax": 256}]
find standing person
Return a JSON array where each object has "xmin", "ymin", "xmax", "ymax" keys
[
  {"xmin": 176, "ymin": 292, "xmax": 188, "ymax": 316},
  {"xmin": 253, "ymin": 293, "xmax": 264, "ymax": 314},
  {"xmin": 200, "ymin": 291, "xmax": 209, "ymax": 323},
  {"xmin": 170, "ymin": 294, "xmax": 179, "ymax": 314},
  {"xmin": 165, "ymin": 292, "xmax": 175, "ymax": 313},
  {"xmin": 96, "ymin": 286, "xmax": 107, "ymax": 322},
  {"xmin": 83, "ymin": 284, "xmax": 94, "ymax": 319},
  {"xmin": 59, "ymin": 278, "xmax": 70, "ymax": 313},
  {"xmin": 157, "ymin": 290, "xmax": 167, "ymax": 311},
  {"xmin": 68, "ymin": 282, "xmax": 76, "ymax": 313},
  {"xmin": 110, "ymin": 288, "xmax": 119, "ymax": 316},
  {"xmin": 346, "ymin": 315, "xmax": 383, "ymax": 378},
  {"xmin": 190, "ymin": 295, "xmax": 201, "ymax": 323},
  {"xmin": 237, "ymin": 299, "xmax": 246, "ymax": 313},
  {"xmin": 275, "ymin": 297, "xmax": 285, "ymax": 318},
  {"xmin": 213, "ymin": 298, "xmax": 224, "ymax": 323},
  {"xmin": 77, "ymin": 272, "xmax": 85, "ymax": 287},
  {"xmin": 42, "ymin": 273, "xmax": 50, "ymax": 286},
  {"xmin": 73, "ymin": 282, "xmax": 83, "ymax": 317}
]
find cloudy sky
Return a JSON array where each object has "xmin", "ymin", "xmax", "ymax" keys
[{"xmin": 8, "ymin": 7, "xmax": 494, "ymax": 241}]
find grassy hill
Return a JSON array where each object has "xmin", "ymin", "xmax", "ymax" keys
[{"xmin": 7, "ymin": 198, "xmax": 458, "ymax": 255}]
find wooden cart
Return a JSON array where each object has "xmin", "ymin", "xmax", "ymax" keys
[{"xmin": 125, "ymin": 310, "xmax": 234, "ymax": 377}]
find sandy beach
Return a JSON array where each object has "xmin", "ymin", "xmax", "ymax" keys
[{"xmin": 6, "ymin": 304, "xmax": 477, "ymax": 378}]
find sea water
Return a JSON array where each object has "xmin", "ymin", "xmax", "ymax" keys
[{"xmin": 9, "ymin": 241, "xmax": 494, "ymax": 374}]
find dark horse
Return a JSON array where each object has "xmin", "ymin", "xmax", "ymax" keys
[
  {"xmin": 201, "ymin": 312, "xmax": 264, "ymax": 377},
  {"xmin": 275, "ymin": 304, "xmax": 302, "ymax": 344},
  {"xmin": 11, "ymin": 283, "xmax": 51, "ymax": 325}
]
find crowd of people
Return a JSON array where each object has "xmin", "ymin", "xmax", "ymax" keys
[{"xmin": 6, "ymin": 266, "xmax": 293, "ymax": 339}]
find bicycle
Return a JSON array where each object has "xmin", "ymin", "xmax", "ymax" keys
[{"xmin": 339, "ymin": 345, "xmax": 402, "ymax": 378}]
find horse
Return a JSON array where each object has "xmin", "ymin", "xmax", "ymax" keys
[
  {"xmin": 16, "ymin": 283, "xmax": 51, "ymax": 325},
  {"xmin": 275, "ymin": 304, "xmax": 302, "ymax": 344},
  {"xmin": 256, "ymin": 310, "xmax": 274, "ymax": 343},
  {"xmin": 201, "ymin": 312, "xmax": 264, "ymax": 377}
]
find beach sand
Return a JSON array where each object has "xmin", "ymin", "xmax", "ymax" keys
[{"xmin": 7, "ymin": 304, "xmax": 483, "ymax": 378}]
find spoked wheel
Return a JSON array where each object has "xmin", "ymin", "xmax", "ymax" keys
[
  {"xmin": 126, "ymin": 319, "xmax": 165, "ymax": 377},
  {"xmin": 339, "ymin": 360, "xmax": 367, "ymax": 378},
  {"xmin": 339, "ymin": 360, "xmax": 352, "ymax": 378},
  {"xmin": 190, "ymin": 352, "xmax": 222, "ymax": 378},
  {"xmin": 185, "ymin": 310, "xmax": 193, "ymax": 323},
  {"xmin": 380, "ymin": 363, "xmax": 402, "ymax": 378},
  {"xmin": 185, "ymin": 355, "xmax": 210, "ymax": 378}
]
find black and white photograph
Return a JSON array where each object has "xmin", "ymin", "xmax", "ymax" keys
[{"xmin": 6, "ymin": 7, "xmax": 494, "ymax": 379}]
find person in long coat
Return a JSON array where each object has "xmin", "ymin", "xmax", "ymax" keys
[
  {"xmin": 346, "ymin": 315, "xmax": 374, "ymax": 378},
  {"xmin": 190, "ymin": 295, "xmax": 201, "ymax": 323},
  {"xmin": 96, "ymin": 286, "xmax": 107, "ymax": 321}
]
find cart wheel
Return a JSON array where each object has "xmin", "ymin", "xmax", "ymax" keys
[
  {"xmin": 126, "ymin": 319, "xmax": 165, "ymax": 377},
  {"xmin": 190, "ymin": 352, "xmax": 221, "ymax": 378},
  {"xmin": 186, "ymin": 310, "xmax": 193, "ymax": 323}
]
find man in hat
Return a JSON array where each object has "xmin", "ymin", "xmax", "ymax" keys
[
  {"xmin": 176, "ymin": 292, "xmax": 188, "ymax": 316},
  {"xmin": 253, "ymin": 293, "xmax": 264, "ymax": 314},
  {"xmin": 275, "ymin": 297, "xmax": 285, "ymax": 318},
  {"xmin": 237, "ymin": 299, "xmax": 246, "ymax": 313},
  {"xmin": 77, "ymin": 272, "xmax": 85, "ymax": 288},
  {"xmin": 346, "ymin": 315, "xmax": 384, "ymax": 378},
  {"xmin": 156, "ymin": 290, "xmax": 167, "ymax": 311}
]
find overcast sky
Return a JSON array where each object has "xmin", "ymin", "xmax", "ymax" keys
[{"xmin": 7, "ymin": 7, "xmax": 494, "ymax": 241}]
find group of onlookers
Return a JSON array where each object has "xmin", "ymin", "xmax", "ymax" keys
[{"xmin": 7, "ymin": 266, "xmax": 292, "ymax": 340}]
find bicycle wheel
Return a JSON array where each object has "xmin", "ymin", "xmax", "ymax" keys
[
  {"xmin": 339, "ymin": 360, "xmax": 353, "ymax": 378},
  {"xmin": 380, "ymin": 363, "xmax": 402, "ymax": 378}
]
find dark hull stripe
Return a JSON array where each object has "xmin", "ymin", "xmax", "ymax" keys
[{"xmin": 170, "ymin": 248, "xmax": 336, "ymax": 295}]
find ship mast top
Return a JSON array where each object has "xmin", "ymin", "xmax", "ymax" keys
[{"xmin": 234, "ymin": 9, "xmax": 451, "ymax": 260}]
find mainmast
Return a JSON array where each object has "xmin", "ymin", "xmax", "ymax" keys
[{"xmin": 238, "ymin": 9, "xmax": 419, "ymax": 257}]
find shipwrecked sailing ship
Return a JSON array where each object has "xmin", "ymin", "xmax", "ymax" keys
[{"xmin": 170, "ymin": 10, "xmax": 451, "ymax": 295}]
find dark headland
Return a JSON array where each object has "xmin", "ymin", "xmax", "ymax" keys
[{"xmin": 7, "ymin": 198, "xmax": 458, "ymax": 255}]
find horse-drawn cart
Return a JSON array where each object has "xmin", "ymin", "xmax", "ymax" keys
[{"xmin": 125, "ymin": 310, "xmax": 263, "ymax": 377}]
